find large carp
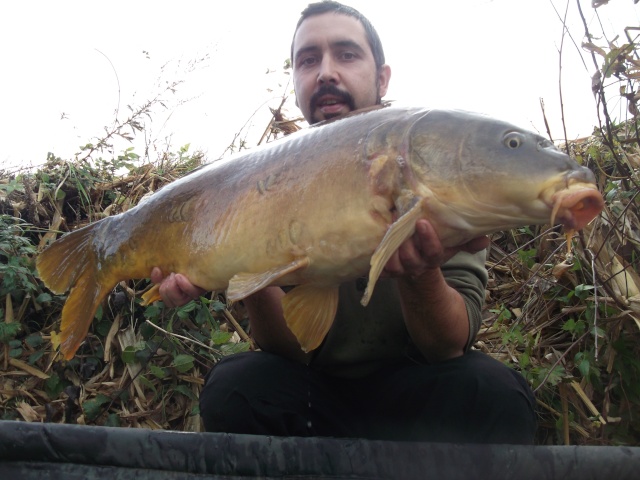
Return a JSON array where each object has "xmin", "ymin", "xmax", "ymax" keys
[{"xmin": 37, "ymin": 106, "xmax": 604, "ymax": 360}]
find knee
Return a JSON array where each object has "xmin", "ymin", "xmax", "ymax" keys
[
  {"xmin": 455, "ymin": 351, "xmax": 535, "ymax": 404},
  {"xmin": 456, "ymin": 351, "xmax": 537, "ymax": 442},
  {"xmin": 199, "ymin": 351, "xmax": 310, "ymax": 434},
  {"xmin": 199, "ymin": 352, "xmax": 252, "ymax": 432}
]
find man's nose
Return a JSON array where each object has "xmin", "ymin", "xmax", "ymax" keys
[{"xmin": 317, "ymin": 56, "xmax": 339, "ymax": 85}]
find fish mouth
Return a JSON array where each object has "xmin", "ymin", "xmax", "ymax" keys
[{"xmin": 549, "ymin": 182, "xmax": 604, "ymax": 230}]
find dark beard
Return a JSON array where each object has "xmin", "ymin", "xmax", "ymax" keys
[{"xmin": 309, "ymin": 85, "xmax": 356, "ymax": 123}]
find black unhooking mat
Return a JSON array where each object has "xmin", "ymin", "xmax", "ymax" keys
[{"xmin": 1, "ymin": 421, "xmax": 639, "ymax": 479}]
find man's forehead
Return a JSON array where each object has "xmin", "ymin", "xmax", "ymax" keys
[{"xmin": 293, "ymin": 12, "xmax": 369, "ymax": 56}]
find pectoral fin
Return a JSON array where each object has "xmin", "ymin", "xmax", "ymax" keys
[
  {"xmin": 282, "ymin": 284, "xmax": 339, "ymax": 352},
  {"xmin": 227, "ymin": 257, "xmax": 311, "ymax": 302},
  {"xmin": 362, "ymin": 197, "xmax": 423, "ymax": 306}
]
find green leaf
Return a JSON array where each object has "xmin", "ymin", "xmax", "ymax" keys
[
  {"xmin": 171, "ymin": 354, "xmax": 195, "ymax": 373},
  {"xmin": 149, "ymin": 364, "xmax": 166, "ymax": 379},
  {"xmin": 144, "ymin": 303, "xmax": 162, "ymax": 319},
  {"xmin": 211, "ymin": 330, "xmax": 233, "ymax": 345},
  {"xmin": 137, "ymin": 374, "xmax": 157, "ymax": 393},
  {"xmin": 591, "ymin": 324, "xmax": 606, "ymax": 338},
  {"xmin": 578, "ymin": 358, "xmax": 591, "ymax": 378},
  {"xmin": 520, "ymin": 352, "xmax": 530, "ymax": 369},
  {"xmin": 210, "ymin": 300, "xmax": 227, "ymax": 313},
  {"xmin": 574, "ymin": 284, "xmax": 594, "ymax": 300},
  {"xmin": 36, "ymin": 292, "xmax": 52, "ymax": 303},
  {"xmin": 28, "ymin": 350, "xmax": 45, "ymax": 365},
  {"xmin": 220, "ymin": 342, "xmax": 251, "ymax": 355},
  {"xmin": 9, "ymin": 347, "xmax": 23, "ymax": 358},
  {"xmin": 105, "ymin": 413, "xmax": 121, "ymax": 427},
  {"xmin": 45, "ymin": 374, "xmax": 64, "ymax": 398},
  {"xmin": 83, "ymin": 394, "xmax": 111, "ymax": 421},
  {"xmin": 121, "ymin": 345, "xmax": 144, "ymax": 364},
  {"xmin": 95, "ymin": 318, "xmax": 112, "ymax": 337},
  {"xmin": 176, "ymin": 300, "xmax": 198, "ymax": 319},
  {"xmin": 517, "ymin": 248, "xmax": 537, "ymax": 269},
  {"xmin": 0, "ymin": 322, "xmax": 22, "ymax": 343},
  {"xmin": 25, "ymin": 333, "xmax": 44, "ymax": 348},
  {"xmin": 173, "ymin": 384, "xmax": 197, "ymax": 401},
  {"xmin": 195, "ymin": 305, "xmax": 215, "ymax": 326},
  {"xmin": 539, "ymin": 365, "xmax": 566, "ymax": 387},
  {"xmin": 562, "ymin": 318, "xmax": 586, "ymax": 337}
]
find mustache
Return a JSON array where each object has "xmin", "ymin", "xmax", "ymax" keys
[{"xmin": 309, "ymin": 85, "xmax": 356, "ymax": 112}]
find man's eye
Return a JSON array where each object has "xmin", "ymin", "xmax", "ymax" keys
[
  {"xmin": 340, "ymin": 52, "xmax": 356, "ymax": 61},
  {"xmin": 299, "ymin": 56, "xmax": 317, "ymax": 67}
]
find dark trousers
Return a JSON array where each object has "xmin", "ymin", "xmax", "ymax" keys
[{"xmin": 199, "ymin": 350, "xmax": 537, "ymax": 444}]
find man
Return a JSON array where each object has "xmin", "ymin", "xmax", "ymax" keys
[{"xmin": 152, "ymin": 1, "xmax": 536, "ymax": 443}]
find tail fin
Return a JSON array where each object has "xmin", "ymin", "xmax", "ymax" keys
[
  {"xmin": 37, "ymin": 224, "xmax": 95, "ymax": 295},
  {"xmin": 37, "ymin": 224, "xmax": 118, "ymax": 360}
]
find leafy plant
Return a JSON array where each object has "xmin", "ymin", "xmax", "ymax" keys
[{"xmin": 0, "ymin": 215, "xmax": 39, "ymax": 300}]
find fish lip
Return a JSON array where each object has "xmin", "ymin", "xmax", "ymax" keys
[{"xmin": 549, "ymin": 183, "xmax": 604, "ymax": 230}]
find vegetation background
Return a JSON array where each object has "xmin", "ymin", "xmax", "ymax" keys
[{"xmin": 1, "ymin": 0, "xmax": 639, "ymax": 445}]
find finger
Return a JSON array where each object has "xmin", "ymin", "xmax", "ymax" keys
[
  {"xmin": 385, "ymin": 225, "xmax": 434, "ymax": 277},
  {"xmin": 150, "ymin": 267, "xmax": 164, "ymax": 284},
  {"xmin": 175, "ymin": 274, "xmax": 206, "ymax": 299},
  {"xmin": 413, "ymin": 220, "xmax": 445, "ymax": 268},
  {"xmin": 158, "ymin": 273, "xmax": 178, "ymax": 308},
  {"xmin": 381, "ymin": 251, "xmax": 403, "ymax": 277},
  {"xmin": 463, "ymin": 236, "xmax": 490, "ymax": 253},
  {"xmin": 397, "ymin": 235, "xmax": 424, "ymax": 272},
  {"xmin": 443, "ymin": 236, "xmax": 490, "ymax": 261}
]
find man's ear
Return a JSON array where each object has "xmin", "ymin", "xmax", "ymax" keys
[{"xmin": 378, "ymin": 64, "xmax": 391, "ymax": 98}]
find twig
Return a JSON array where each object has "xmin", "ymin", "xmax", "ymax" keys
[
  {"xmin": 559, "ymin": 383, "xmax": 571, "ymax": 445},
  {"xmin": 559, "ymin": 0, "xmax": 570, "ymax": 148},
  {"xmin": 222, "ymin": 308, "xmax": 256, "ymax": 350},
  {"xmin": 94, "ymin": 48, "xmax": 121, "ymax": 134},
  {"xmin": 539, "ymin": 98, "xmax": 554, "ymax": 142},
  {"xmin": 576, "ymin": 0, "xmax": 627, "ymax": 172},
  {"xmin": 144, "ymin": 319, "xmax": 222, "ymax": 355},
  {"xmin": 586, "ymin": 248, "xmax": 600, "ymax": 360}
]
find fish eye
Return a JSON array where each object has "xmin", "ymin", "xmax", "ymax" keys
[{"xmin": 504, "ymin": 132, "xmax": 524, "ymax": 149}]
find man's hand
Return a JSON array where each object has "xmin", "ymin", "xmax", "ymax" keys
[
  {"xmin": 382, "ymin": 219, "xmax": 489, "ymax": 278},
  {"xmin": 150, "ymin": 267, "xmax": 206, "ymax": 308}
]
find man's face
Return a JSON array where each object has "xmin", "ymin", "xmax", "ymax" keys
[{"xmin": 292, "ymin": 12, "xmax": 390, "ymax": 124}]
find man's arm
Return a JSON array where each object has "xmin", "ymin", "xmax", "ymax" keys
[
  {"xmin": 383, "ymin": 220, "xmax": 489, "ymax": 362},
  {"xmin": 397, "ymin": 271, "xmax": 469, "ymax": 361},
  {"xmin": 241, "ymin": 287, "xmax": 311, "ymax": 363}
]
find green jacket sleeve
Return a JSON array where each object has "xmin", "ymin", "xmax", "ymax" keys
[{"xmin": 442, "ymin": 249, "xmax": 488, "ymax": 350}]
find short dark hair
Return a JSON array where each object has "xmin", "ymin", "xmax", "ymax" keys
[{"xmin": 290, "ymin": 1, "xmax": 386, "ymax": 71}]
